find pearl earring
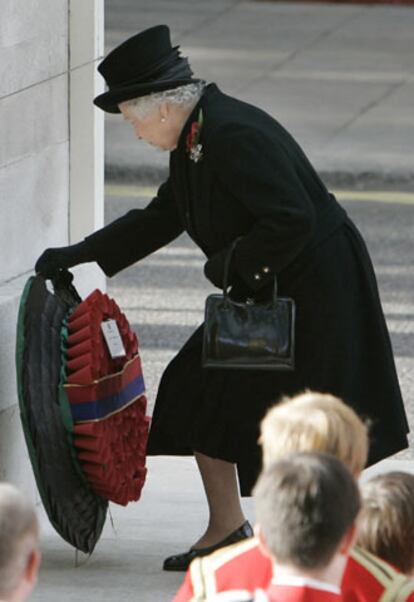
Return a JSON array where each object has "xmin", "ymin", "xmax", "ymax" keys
[{"xmin": 161, "ymin": 117, "xmax": 166, "ymax": 123}]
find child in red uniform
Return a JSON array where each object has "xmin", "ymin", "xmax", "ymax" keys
[
  {"xmin": 357, "ymin": 471, "xmax": 414, "ymax": 576},
  {"xmin": 203, "ymin": 452, "xmax": 361, "ymax": 602},
  {"xmin": 174, "ymin": 391, "xmax": 414, "ymax": 602}
]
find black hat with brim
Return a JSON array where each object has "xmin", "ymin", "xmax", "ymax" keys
[{"xmin": 93, "ymin": 25, "xmax": 200, "ymax": 114}]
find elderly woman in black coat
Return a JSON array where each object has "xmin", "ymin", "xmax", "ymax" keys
[{"xmin": 35, "ymin": 25, "xmax": 409, "ymax": 571}]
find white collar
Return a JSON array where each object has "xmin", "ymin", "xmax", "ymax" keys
[{"xmin": 271, "ymin": 574, "xmax": 340, "ymax": 594}]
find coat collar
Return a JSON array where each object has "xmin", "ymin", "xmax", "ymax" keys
[
  {"xmin": 169, "ymin": 83, "xmax": 220, "ymax": 245},
  {"xmin": 176, "ymin": 82, "xmax": 220, "ymax": 157}
]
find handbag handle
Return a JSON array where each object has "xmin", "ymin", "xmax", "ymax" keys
[{"xmin": 222, "ymin": 238, "xmax": 278, "ymax": 306}]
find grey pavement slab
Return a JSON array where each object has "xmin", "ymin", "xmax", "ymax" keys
[
  {"xmin": 104, "ymin": 0, "xmax": 414, "ymax": 182},
  {"xmin": 104, "ymin": 0, "xmax": 240, "ymax": 51},
  {"xmin": 178, "ymin": 2, "xmax": 362, "ymax": 56}
]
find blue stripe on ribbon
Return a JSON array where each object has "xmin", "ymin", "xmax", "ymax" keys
[{"xmin": 71, "ymin": 375, "xmax": 145, "ymax": 422}]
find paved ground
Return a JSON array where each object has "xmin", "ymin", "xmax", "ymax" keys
[{"xmin": 32, "ymin": 2, "xmax": 414, "ymax": 600}]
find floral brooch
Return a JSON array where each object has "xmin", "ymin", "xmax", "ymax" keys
[{"xmin": 186, "ymin": 109, "xmax": 204, "ymax": 163}]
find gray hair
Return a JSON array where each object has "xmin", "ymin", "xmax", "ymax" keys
[
  {"xmin": 124, "ymin": 81, "xmax": 206, "ymax": 118},
  {"xmin": 0, "ymin": 483, "xmax": 39, "ymax": 597}
]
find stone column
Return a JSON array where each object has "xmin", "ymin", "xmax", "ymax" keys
[
  {"xmin": 0, "ymin": 0, "xmax": 104, "ymax": 494},
  {"xmin": 69, "ymin": 0, "xmax": 105, "ymax": 296}
]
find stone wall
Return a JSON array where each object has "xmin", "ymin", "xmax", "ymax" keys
[{"xmin": 0, "ymin": 0, "xmax": 104, "ymax": 497}]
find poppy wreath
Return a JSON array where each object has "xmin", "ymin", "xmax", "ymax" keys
[
  {"xmin": 16, "ymin": 274, "xmax": 107, "ymax": 553},
  {"xmin": 16, "ymin": 271, "xmax": 150, "ymax": 551},
  {"xmin": 60, "ymin": 289, "xmax": 150, "ymax": 506}
]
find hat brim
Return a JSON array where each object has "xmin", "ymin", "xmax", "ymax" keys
[{"xmin": 93, "ymin": 78, "xmax": 202, "ymax": 114}]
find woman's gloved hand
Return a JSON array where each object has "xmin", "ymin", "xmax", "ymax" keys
[{"xmin": 35, "ymin": 241, "xmax": 94, "ymax": 278}]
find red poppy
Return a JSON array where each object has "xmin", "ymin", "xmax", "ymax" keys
[{"xmin": 186, "ymin": 121, "xmax": 199, "ymax": 152}]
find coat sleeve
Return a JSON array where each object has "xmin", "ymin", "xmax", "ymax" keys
[
  {"xmin": 204, "ymin": 124, "xmax": 316, "ymax": 291},
  {"xmin": 84, "ymin": 178, "xmax": 184, "ymax": 277}
]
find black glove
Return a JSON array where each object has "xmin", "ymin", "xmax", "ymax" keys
[{"xmin": 35, "ymin": 241, "xmax": 94, "ymax": 278}]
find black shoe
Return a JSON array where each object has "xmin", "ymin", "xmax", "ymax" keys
[{"xmin": 163, "ymin": 520, "xmax": 253, "ymax": 571}]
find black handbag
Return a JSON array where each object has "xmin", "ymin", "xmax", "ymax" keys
[{"xmin": 202, "ymin": 239, "xmax": 295, "ymax": 370}]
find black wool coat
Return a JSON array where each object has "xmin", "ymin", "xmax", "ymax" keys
[{"xmin": 86, "ymin": 84, "xmax": 408, "ymax": 495}]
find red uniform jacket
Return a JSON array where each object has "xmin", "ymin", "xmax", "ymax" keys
[{"xmin": 174, "ymin": 540, "xmax": 414, "ymax": 602}]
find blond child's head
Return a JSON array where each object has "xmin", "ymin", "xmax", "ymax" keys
[
  {"xmin": 0, "ymin": 483, "xmax": 40, "ymax": 602},
  {"xmin": 357, "ymin": 472, "xmax": 414, "ymax": 575},
  {"xmin": 260, "ymin": 391, "xmax": 368, "ymax": 476}
]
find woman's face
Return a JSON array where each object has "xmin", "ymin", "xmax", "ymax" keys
[{"xmin": 118, "ymin": 102, "xmax": 183, "ymax": 151}]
